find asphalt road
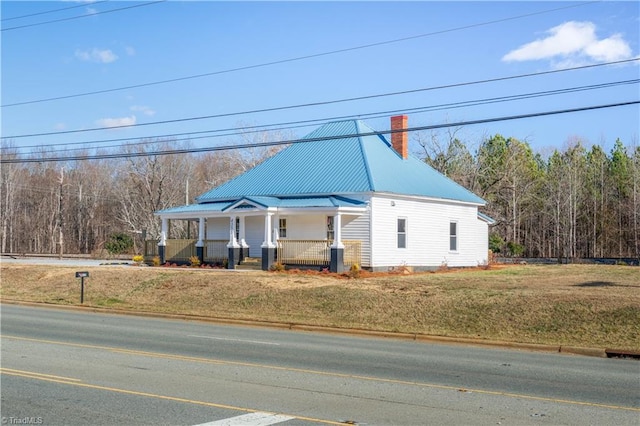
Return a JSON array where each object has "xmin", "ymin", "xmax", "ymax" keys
[{"xmin": 1, "ymin": 304, "xmax": 638, "ymax": 425}]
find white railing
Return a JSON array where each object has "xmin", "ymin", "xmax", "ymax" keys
[{"xmin": 277, "ymin": 240, "xmax": 361, "ymax": 267}]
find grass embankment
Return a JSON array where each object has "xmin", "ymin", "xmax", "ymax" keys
[{"xmin": 1, "ymin": 263, "xmax": 638, "ymax": 350}]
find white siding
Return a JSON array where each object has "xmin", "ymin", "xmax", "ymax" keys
[
  {"xmin": 245, "ymin": 215, "xmax": 264, "ymax": 257},
  {"xmin": 205, "ymin": 217, "xmax": 228, "ymax": 239},
  {"xmin": 281, "ymin": 215, "xmax": 327, "ymax": 240},
  {"xmin": 370, "ymin": 195, "xmax": 486, "ymax": 269},
  {"xmin": 475, "ymin": 218, "xmax": 489, "ymax": 265},
  {"xmin": 342, "ymin": 212, "xmax": 371, "ymax": 267},
  {"xmin": 274, "ymin": 213, "xmax": 372, "ymax": 267}
]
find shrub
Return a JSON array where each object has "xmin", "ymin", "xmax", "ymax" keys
[
  {"xmin": 270, "ymin": 262, "xmax": 285, "ymax": 272},
  {"xmin": 132, "ymin": 255, "xmax": 144, "ymax": 263},
  {"xmin": 506, "ymin": 241, "xmax": 525, "ymax": 257},
  {"xmin": 152, "ymin": 256, "xmax": 161, "ymax": 267},
  {"xmin": 105, "ymin": 233, "xmax": 134, "ymax": 256},
  {"xmin": 489, "ymin": 233, "xmax": 504, "ymax": 253},
  {"xmin": 189, "ymin": 256, "xmax": 201, "ymax": 268},
  {"xmin": 348, "ymin": 263, "xmax": 361, "ymax": 278}
]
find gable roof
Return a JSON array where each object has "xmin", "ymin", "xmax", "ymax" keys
[{"xmin": 196, "ymin": 119, "xmax": 485, "ymax": 205}]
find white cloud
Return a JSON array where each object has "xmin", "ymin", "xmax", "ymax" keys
[
  {"xmin": 130, "ymin": 105, "xmax": 155, "ymax": 116},
  {"xmin": 75, "ymin": 48, "xmax": 118, "ymax": 64},
  {"xmin": 584, "ymin": 34, "xmax": 632, "ymax": 62},
  {"xmin": 54, "ymin": 123, "xmax": 66, "ymax": 131},
  {"xmin": 125, "ymin": 46, "xmax": 136, "ymax": 56},
  {"xmin": 502, "ymin": 21, "xmax": 633, "ymax": 65},
  {"xmin": 96, "ymin": 115, "xmax": 136, "ymax": 129}
]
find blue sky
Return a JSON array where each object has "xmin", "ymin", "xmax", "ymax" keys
[{"xmin": 2, "ymin": 1, "xmax": 639, "ymax": 159}]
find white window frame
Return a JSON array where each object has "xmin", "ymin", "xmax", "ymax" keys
[
  {"xmin": 397, "ymin": 217, "xmax": 407, "ymax": 249},
  {"xmin": 449, "ymin": 221, "xmax": 458, "ymax": 252},
  {"xmin": 279, "ymin": 218, "xmax": 287, "ymax": 239},
  {"xmin": 327, "ymin": 216, "xmax": 335, "ymax": 241}
]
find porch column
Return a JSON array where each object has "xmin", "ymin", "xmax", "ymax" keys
[
  {"xmin": 261, "ymin": 212, "xmax": 276, "ymax": 271},
  {"xmin": 239, "ymin": 215, "xmax": 249, "ymax": 261},
  {"xmin": 330, "ymin": 213, "xmax": 344, "ymax": 273},
  {"xmin": 158, "ymin": 218, "xmax": 168, "ymax": 264},
  {"xmin": 196, "ymin": 217, "xmax": 205, "ymax": 264},
  {"xmin": 227, "ymin": 215, "xmax": 240, "ymax": 269},
  {"xmin": 273, "ymin": 214, "xmax": 280, "ymax": 241}
]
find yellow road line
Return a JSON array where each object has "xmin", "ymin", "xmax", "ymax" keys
[
  {"xmin": 0, "ymin": 367, "xmax": 343, "ymax": 425},
  {"xmin": 0, "ymin": 367, "xmax": 82, "ymax": 382},
  {"xmin": 2, "ymin": 334, "xmax": 638, "ymax": 413}
]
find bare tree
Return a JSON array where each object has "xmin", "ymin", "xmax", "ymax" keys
[
  {"xmin": 114, "ymin": 139, "xmax": 193, "ymax": 242},
  {"xmin": 0, "ymin": 142, "xmax": 19, "ymax": 253}
]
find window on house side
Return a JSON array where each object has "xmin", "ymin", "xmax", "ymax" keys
[
  {"xmin": 327, "ymin": 216, "xmax": 334, "ymax": 241},
  {"xmin": 450, "ymin": 222, "xmax": 458, "ymax": 251},
  {"xmin": 397, "ymin": 218, "xmax": 407, "ymax": 248},
  {"xmin": 279, "ymin": 218, "xmax": 287, "ymax": 238}
]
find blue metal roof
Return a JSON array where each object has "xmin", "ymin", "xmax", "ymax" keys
[
  {"xmin": 157, "ymin": 201, "xmax": 230, "ymax": 214},
  {"xmin": 477, "ymin": 211, "xmax": 496, "ymax": 224},
  {"xmin": 196, "ymin": 119, "xmax": 485, "ymax": 205},
  {"xmin": 156, "ymin": 196, "xmax": 366, "ymax": 216},
  {"xmin": 277, "ymin": 196, "xmax": 366, "ymax": 208}
]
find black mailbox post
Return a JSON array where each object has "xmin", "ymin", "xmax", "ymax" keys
[{"xmin": 75, "ymin": 271, "xmax": 89, "ymax": 303}]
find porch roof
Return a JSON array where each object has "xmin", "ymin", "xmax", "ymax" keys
[
  {"xmin": 156, "ymin": 195, "xmax": 366, "ymax": 217},
  {"xmin": 477, "ymin": 211, "xmax": 496, "ymax": 225}
]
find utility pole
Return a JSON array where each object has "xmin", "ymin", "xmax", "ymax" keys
[
  {"xmin": 186, "ymin": 179, "xmax": 190, "ymax": 238},
  {"xmin": 58, "ymin": 167, "xmax": 64, "ymax": 259}
]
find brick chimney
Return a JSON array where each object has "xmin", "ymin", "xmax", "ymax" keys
[{"xmin": 391, "ymin": 115, "xmax": 408, "ymax": 159}]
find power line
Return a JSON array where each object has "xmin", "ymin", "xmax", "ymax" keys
[
  {"xmin": 5, "ymin": 58, "xmax": 637, "ymax": 140},
  {"xmin": 1, "ymin": 1, "xmax": 110, "ymax": 22},
  {"xmin": 1, "ymin": 1, "xmax": 165, "ymax": 32},
  {"xmin": 15, "ymin": 78, "xmax": 640, "ymax": 155},
  {"xmin": 1, "ymin": 1, "xmax": 600, "ymax": 107},
  {"xmin": 3, "ymin": 101, "xmax": 637, "ymax": 164}
]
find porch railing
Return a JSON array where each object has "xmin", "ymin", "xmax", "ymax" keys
[
  {"xmin": 144, "ymin": 240, "xmax": 159, "ymax": 260},
  {"xmin": 145, "ymin": 239, "xmax": 361, "ymax": 268},
  {"xmin": 277, "ymin": 239, "xmax": 361, "ymax": 267},
  {"xmin": 165, "ymin": 239, "xmax": 197, "ymax": 262},
  {"xmin": 144, "ymin": 239, "xmax": 228, "ymax": 263},
  {"xmin": 203, "ymin": 240, "xmax": 228, "ymax": 262}
]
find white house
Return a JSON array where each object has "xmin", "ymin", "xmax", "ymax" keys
[{"xmin": 154, "ymin": 115, "xmax": 493, "ymax": 272}]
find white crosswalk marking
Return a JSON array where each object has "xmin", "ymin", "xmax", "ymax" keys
[{"xmin": 194, "ymin": 411, "xmax": 294, "ymax": 426}]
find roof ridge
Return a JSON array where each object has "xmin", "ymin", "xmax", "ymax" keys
[{"xmin": 354, "ymin": 120, "xmax": 377, "ymax": 191}]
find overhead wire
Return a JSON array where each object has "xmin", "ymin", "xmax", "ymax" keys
[
  {"xmin": 3, "ymin": 101, "xmax": 637, "ymax": 164},
  {"xmin": 1, "ymin": 1, "xmax": 600, "ymax": 107},
  {"xmin": 1, "ymin": 1, "xmax": 110, "ymax": 21},
  {"xmin": 13, "ymin": 78, "xmax": 640, "ymax": 156},
  {"xmin": 5, "ymin": 57, "xmax": 638, "ymax": 141},
  {"xmin": 1, "ymin": 1, "xmax": 166, "ymax": 32}
]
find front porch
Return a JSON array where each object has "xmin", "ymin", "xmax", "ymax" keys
[
  {"xmin": 145, "ymin": 239, "xmax": 362, "ymax": 270},
  {"xmin": 154, "ymin": 195, "xmax": 369, "ymax": 272}
]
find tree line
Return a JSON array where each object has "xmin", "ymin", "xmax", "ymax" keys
[
  {"xmin": 418, "ymin": 129, "xmax": 639, "ymax": 260},
  {"xmin": 0, "ymin": 130, "xmax": 285, "ymax": 257},
  {"xmin": 1, "ymin": 128, "xmax": 639, "ymax": 260}
]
